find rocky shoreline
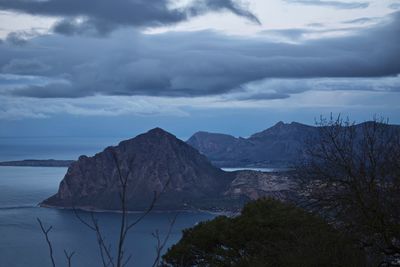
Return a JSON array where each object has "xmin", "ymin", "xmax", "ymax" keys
[{"xmin": 39, "ymin": 203, "xmax": 236, "ymax": 216}]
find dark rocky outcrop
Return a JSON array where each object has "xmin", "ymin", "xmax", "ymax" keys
[
  {"xmin": 41, "ymin": 128, "xmax": 235, "ymax": 211},
  {"xmin": 225, "ymin": 170, "xmax": 295, "ymax": 202}
]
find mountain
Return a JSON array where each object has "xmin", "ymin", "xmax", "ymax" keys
[
  {"xmin": 41, "ymin": 128, "xmax": 235, "ymax": 211},
  {"xmin": 187, "ymin": 121, "xmax": 318, "ymax": 167},
  {"xmin": 187, "ymin": 121, "xmax": 400, "ymax": 168}
]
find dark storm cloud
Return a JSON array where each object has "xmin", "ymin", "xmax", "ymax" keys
[
  {"xmin": 0, "ymin": 11, "xmax": 399, "ymax": 99},
  {"xmin": 188, "ymin": 0, "xmax": 260, "ymax": 25},
  {"xmin": 0, "ymin": 0, "xmax": 259, "ymax": 35},
  {"xmin": 52, "ymin": 18, "xmax": 116, "ymax": 36},
  {"xmin": 284, "ymin": 0, "xmax": 369, "ymax": 9}
]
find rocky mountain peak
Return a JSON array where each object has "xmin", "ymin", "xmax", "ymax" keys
[
  {"xmin": 250, "ymin": 121, "xmax": 312, "ymax": 139},
  {"xmin": 123, "ymin": 127, "xmax": 176, "ymax": 144},
  {"xmin": 145, "ymin": 127, "xmax": 172, "ymax": 137},
  {"xmin": 41, "ymin": 128, "xmax": 233, "ymax": 211}
]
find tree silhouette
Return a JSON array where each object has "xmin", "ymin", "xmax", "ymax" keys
[{"xmin": 297, "ymin": 115, "xmax": 400, "ymax": 264}]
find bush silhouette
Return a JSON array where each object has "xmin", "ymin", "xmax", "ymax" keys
[{"xmin": 162, "ymin": 198, "xmax": 366, "ymax": 267}]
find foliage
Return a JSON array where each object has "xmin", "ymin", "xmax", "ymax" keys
[{"xmin": 162, "ymin": 198, "xmax": 365, "ymax": 267}]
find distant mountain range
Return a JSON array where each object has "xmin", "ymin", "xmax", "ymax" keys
[
  {"xmin": 41, "ymin": 128, "xmax": 293, "ymax": 212},
  {"xmin": 186, "ymin": 121, "xmax": 317, "ymax": 167},
  {"xmin": 39, "ymin": 121, "xmax": 400, "ymax": 211},
  {"xmin": 3, "ymin": 121, "xmax": 398, "ymax": 169},
  {"xmin": 187, "ymin": 121, "xmax": 400, "ymax": 167}
]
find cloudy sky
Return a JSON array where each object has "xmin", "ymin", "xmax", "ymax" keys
[{"xmin": 0, "ymin": 0, "xmax": 399, "ymax": 138}]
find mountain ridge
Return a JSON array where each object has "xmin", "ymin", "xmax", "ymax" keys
[{"xmin": 187, "ymin": 121, "xmax": 400, "ymax": 167}]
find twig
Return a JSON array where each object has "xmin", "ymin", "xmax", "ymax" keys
[
  {"xmin": 151, "ymin": 213, "xmax": 178, "ymax": 267},
  {"xmin": 73, "ymin": 208, "xmax": 115, "ymax": 267},
  {"xmin": 63, "ymin": 250, "xmax": 75, "ymax": 267},
  {"xmin": 37, "ymin": 218, "xmax": 56, "ymax": 267}
]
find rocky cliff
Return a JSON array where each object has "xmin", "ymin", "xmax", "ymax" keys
[
  {"xmin": 225, "ymin": 170, "xmax": 295, "ymax": 202},
  {"xmin": 41, "ymin": 128, "xmax": 234, "ymax": 211}
]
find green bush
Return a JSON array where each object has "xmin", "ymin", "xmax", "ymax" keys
[{"xmin": 162, "ymin": 198, "xmax": 366, "ymax": 267}]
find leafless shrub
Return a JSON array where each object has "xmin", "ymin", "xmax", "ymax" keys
[{"xmin": 297, "ymin": 115, "xmax": 400, "ymax": 264}]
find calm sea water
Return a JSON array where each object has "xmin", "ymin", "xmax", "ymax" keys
[
  {"xmin": 0, "ymin": 166, "xmax": 214, "ymax": 267},
  {"xmin": 0, "ymin": 137, "xmax": 284, "ymax": 266},
  {"xmin": 0, "ymin": 137, "xmax": 125, "ymax": 161}
]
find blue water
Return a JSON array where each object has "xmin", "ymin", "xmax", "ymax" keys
[
  {"xmin": 0, "ymin": 137, "xmax": 127, "ymax": 161},
  {"xmin": 0, "ymin": 166, "xmax": 214, "ymax": 267}
]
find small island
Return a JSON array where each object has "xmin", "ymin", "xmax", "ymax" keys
[{"xmin": 0, "ymin": 159, "xmax": 74, "ymax": 167}]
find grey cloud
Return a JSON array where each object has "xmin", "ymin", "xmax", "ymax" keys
[
  {"xmin": 307, "ymin": 22, "xmax": 325, "ymax": 27},
  {"xmin": 5, "ymin": 29, "xmax": 43, "ymax": 45},
  {"xmin": 10, "ymin": 83, "xmax": 82, "ymax": 98},
  {"xmin": 343, "ymin": 17, "xmax": 381, "ymax": 24},
  {"xmin": 232, "ymin": 92, "xmax": 291, "ymax": 101},
  {"xmin": 0, "ymin": 12, "xmax": 399, "ymax": 99},
  {"xmin": 259, "ymin": 26, "xmax": 360, "ymax": 42},
  {"xmin": 2, "ymin": 59, "xmax": 52, "ymax": 74},
  {"xmin": 284, "ymin": 0, "xmax": 369, "ymax": 9},
  {"xmin": 237, "ymin": 76, "xmax": 400, "ymax": 100},
  {"xmin": 188, "ymin": 0, "xmax": 260, "ymax": 25},
  {"xmin": 5, "ymin": 32, "xmax": 29, "ymax": 46},
  {"xmin": 0, "ymin": 0, "xmax": 259, "ymax": 36},
  {"xmin": 261, "ymin": 28, "xmax": 310, "ymax": 40},
  {"xmin": 389, "ymin": 3, "xmax": 400, "ymax": 10}
]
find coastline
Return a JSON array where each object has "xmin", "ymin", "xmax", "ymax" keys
[{"xmin": 39, "ymin": 203, "xmax": 235, "ymax": 216}]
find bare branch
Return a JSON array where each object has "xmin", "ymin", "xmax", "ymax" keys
[
  {"xmin": 298, "ymin": 115, "xmax": 400, "ymax": 262},
  {"xmin": 151, "ymin": 213, "xmax": 178, "ymax": 267},
  {"xmin": 73, "ymin": 208, "xmax": 115, "ymax": 267},
  {"xmin": 37, "ymin": 218, "xmax": 56, "ymax": 267},
  {"xmin": 63, "ymin": 250, "xmax": 75, "ymax": 267}
]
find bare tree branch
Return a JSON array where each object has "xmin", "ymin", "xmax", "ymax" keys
[
  {"xmin": 109, "ymin": 148, "xmax": 174, "ymax": 267},
  {"xmin": 151, "ymin": 213, "xmax": 178, "ymax": 267},
  {"xmin": 37, "ymin": 218, "xmax": 56, "ymax": 267},
  {"xmin": 73, "ymin": 208, "xmax": 115, "ymax": 267},
  {"xmin": 63, "ymin": 250, "xmax": 75, "ymax": 267},
  {"xmin": 297, "ymin": 115, "xmax": 400, "ymax": 263}
]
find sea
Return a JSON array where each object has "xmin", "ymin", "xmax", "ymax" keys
[{"xmin": 0, "ymin": 137, "xmax": 280, "ymax": 267}]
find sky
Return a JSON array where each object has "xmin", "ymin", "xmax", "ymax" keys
[{"xmin": 0, "ymin": 0, "xmax": 399, "ymax": 139}]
